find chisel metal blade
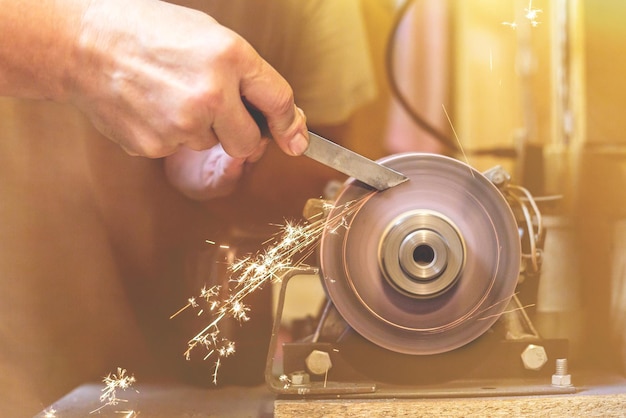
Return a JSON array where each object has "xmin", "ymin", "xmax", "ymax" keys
[{"xmin": 304, "ymin": 131, "xmax": 409, "ymax": 191}]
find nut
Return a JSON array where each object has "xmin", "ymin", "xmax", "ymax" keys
[
  {"xmin": 305, "ymin": 350, "xmax": 333, "ymax": 376},
  {"xmin": 551, "ymin": 374, "xmax": 572, "ymax": 386},
  {"xmin": 521, "ymin": 344, "xmax": 548, "ymax": 371},
  {"xmin": 289, "ymin": 371, "xmax": 310, "ymax": 386}
]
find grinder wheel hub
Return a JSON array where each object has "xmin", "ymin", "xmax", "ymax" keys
[
  {"xmin": 379, "ymin": 210, "xmax": 465, "ymax": 299},
  {"xmin": 319, "ymin": 153, "xmax": 521, "ymax": 355}
]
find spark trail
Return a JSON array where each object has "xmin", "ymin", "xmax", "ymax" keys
[
  {"xmin": 90, "ymin": 367, "xmax": 138, "ymax": 414},
  {"xmin": 172, "ymin": 196, "xmax": 370, "ymax": 383}
]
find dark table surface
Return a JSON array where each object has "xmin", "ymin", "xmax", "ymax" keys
[{"xmin": 37, "ymin": 382, "xmax": 274, "ymax": 418}]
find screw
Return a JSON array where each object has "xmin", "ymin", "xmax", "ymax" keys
[
  {"xmin": 552, "ymin": 358, "xmax": 572, "ymax": 387},
  {"xmin": 305, "ymin": 350, "xmax": 333, "ymax": 376},
  {"xmin": 521, "ymin": 344, "xmax": 548, "ymax": 371}
]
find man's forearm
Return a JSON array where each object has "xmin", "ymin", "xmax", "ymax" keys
[{"xmin": 0, "ymin": 0, "xmax": 85, "ymax": 100}]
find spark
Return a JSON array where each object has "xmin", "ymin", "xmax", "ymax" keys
[
  {"xmin": 229, "ymin": 299, "xmax": 250, "ymax": 322},
  {"xmin": 90, "ymin": 367, "xmax": 137, "ymax": 414},
  {"xmin": 478, "ymin": 303, "xmax": 536, "ymax": 321},
  {"xmin": 173, "ymin": 196, "xmax": 371, "ymax": 383},
  {"xmin": 205, "ymin": 240, "xmax": 230, "ymax": 250},
  {"xmin": 212, "ymin": 358, "xmax": 221, "ymax": 384},
  {"xmin": 328, "ymin": 215, "xmax": 349, "ymax": 235},
  {"xmin": 170, "ymin": 286, "xmax": 222, "ymax": 320},
  {"xmin": 117, "ymin": 411, "xmax": 139, "ymax": 418},
  {"xmin": 200, "ymin": 285, "xmax": 220, "ymax": 302},
  {"xmin": 525, "ymin": 0, "xmax": 543, "ymax": 27},
  {"xmin": 42, "ymin": 408, "xmax": 56, "ymax": 418},
  {"xmin": 442, "ymin": 104, "xmax": 474, "ymax": 178},
  {"xmin": 503, "ymin": 0, "xmax": 542, "ymax": 29},
  {"xmin": 322, "ymin": 201, "xmax": 335, "ymax": 213},
  {"xmin": 279, "ymin": 374, "xmax": 291, "ymax": 389}
]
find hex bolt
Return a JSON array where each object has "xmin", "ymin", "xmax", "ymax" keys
[
  {"xmin": 521, "ymin": 344, "xmax": 548, "ymax": 371},
  {"xmin": 552, "ymin": 358, "xmax": 572, "ymax": 387},
  {"xmin": 305, "ymin": 350, "xmax": 333, "ymax": 376}
]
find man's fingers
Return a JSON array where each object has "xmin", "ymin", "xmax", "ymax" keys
[
  {"xmin": 240, "ymin": 59, "xmax": 309, "ymax": 156},
  {"xmin": 245, "ymin": 138, "xmax": 269, "ymax": 163},
  {"xmin": 211, "ymin": 95, "xmax": 264, "ymax": 159},
  {"xmin": 283, "ymin": 106, "xmax": 308, "ymax": 155}
]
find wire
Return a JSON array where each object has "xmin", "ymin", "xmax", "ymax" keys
[
  {"xmin": 505, "ymin": 184, "xmax": 543, "ymax": 273},
  {"xmin": 385, "ymin": 0, "xmax": 518, "ymax": 158},
  {"xmin": 385, "ymin": 0, "xmax": 459, "ymax": 152}
]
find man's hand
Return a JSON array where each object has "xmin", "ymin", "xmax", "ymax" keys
[{"xmin": 0, "ymin": 0, "xmax": 308, "ymax": 159}]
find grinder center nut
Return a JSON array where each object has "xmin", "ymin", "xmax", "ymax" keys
[{"xmin": 378, "ymin": 210, "xmax": 466, "ymax": 299}]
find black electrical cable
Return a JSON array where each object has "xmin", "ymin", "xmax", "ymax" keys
[
  {"xmin": 385, "ymin": 0, "xmax": 518, "ymax": 158},
  {"xmin": 385, "ymin": 0, "xmax": 459, "ymax": 152}
]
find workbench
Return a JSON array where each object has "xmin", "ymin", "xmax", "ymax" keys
[{"xmin": 40, "ymin": 374, "xmax": 626, "ymax": 417}]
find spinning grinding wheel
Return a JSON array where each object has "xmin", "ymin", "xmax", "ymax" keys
[{"xmin": 320, "ymin": 153, "xmax": 521, "ymax": 355}]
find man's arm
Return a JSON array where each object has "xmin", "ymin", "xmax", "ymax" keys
[
  {"xmin": 0, "ymin": 0, "xmax": 83, "ymax": 100},
  {"xmin": 0, "ymin": 0, "xmax": 308, "ymax": 158}
]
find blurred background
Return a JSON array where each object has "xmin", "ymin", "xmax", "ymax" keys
[
  {"xmin": 342, "ymin": 0, "xmax": 626, "ymax": 375},
  {"xmin": 1, "ymin": 0, "xmax": 626, "ymax": 414}
]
